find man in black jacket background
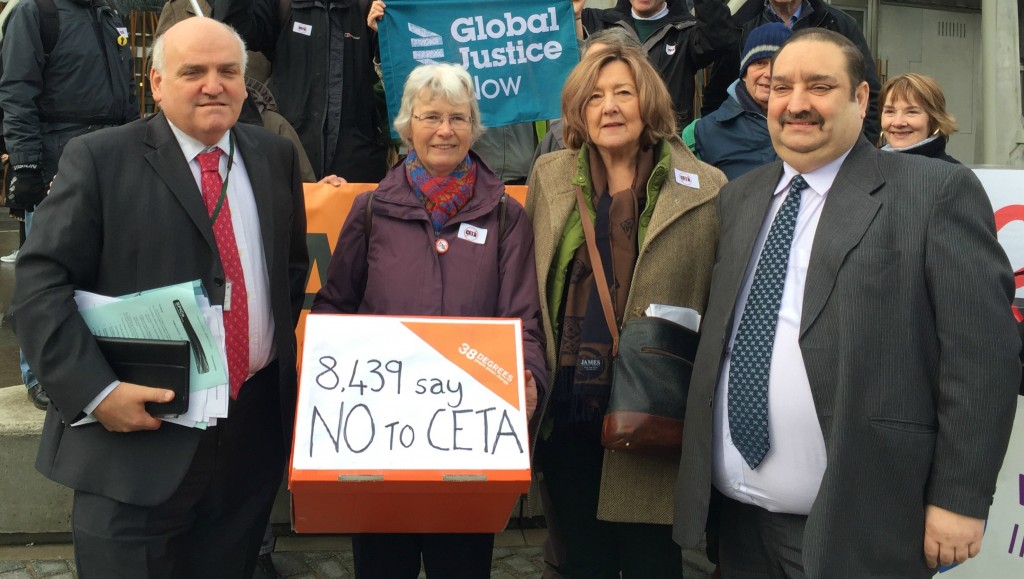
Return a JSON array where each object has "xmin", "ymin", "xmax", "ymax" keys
[
  {"xmin": 215, "ymin": 0, "xmax": 389, "ymax": 182},
  {"xmin": 0, "ymin": 0, "xmax": 138, "ymax": 410},
  {"xmin": 576, "ymin": 0, "xmax": 738, "ymax": 128}
]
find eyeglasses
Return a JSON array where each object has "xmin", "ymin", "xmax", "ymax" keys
[{"xmin": 412, "ymin": 113, "xmax": 472, "ymax": 130}]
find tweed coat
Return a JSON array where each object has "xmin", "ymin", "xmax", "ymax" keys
[{"xmin": 526, "ymin": 137, "xmax": 725, "ymax": 524}]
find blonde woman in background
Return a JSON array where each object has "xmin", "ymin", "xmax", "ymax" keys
[{"xmin": 878, "ymin": 73, "xmax": 960, "ymax": 163}]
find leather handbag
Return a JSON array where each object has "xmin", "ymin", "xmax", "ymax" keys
[{"xmin": 574, "ymin": 186, "xmax": 698, "ymax": 455}]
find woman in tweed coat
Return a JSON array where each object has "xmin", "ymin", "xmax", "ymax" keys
[{"xmin": 526, "ymin": 44, "xmax": 725, "ymax": 578}]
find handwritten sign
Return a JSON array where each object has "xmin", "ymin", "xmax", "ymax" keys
[{"xmin": 294, "ymin": 314, "xmax": 529, "ymax": 472}]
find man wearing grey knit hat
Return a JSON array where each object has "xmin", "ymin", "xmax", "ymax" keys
[{"xmin": 682, "ymin": 23, "xmax": 792, "ymax": 180}]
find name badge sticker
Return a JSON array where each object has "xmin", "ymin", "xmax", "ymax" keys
[
  {"xmin": 117, "ymin": 27, "xmax": 128, "ymax": 37},
  {"xmin": 674, "ymin": 168, "xmax": 700, "ymax": 189},
  {"xmin": 293, "ymin": 22, "xmax": 312, "ymax": 36},
  {"xmin": 458, "ymin": 223, "xmax": 488, "ymax": 245}
]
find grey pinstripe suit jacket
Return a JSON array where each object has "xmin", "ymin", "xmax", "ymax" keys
[{"xmin": 672, "ymin": 138, "xmax": 1020, "ymax": 577}]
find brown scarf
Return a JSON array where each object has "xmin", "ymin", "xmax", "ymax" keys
[{"xmin": 551, "ymin": 145, "xmax": 656, "ymax": 437}]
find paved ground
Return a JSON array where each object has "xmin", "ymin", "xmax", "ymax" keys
[
  {"xmin": 0, "ymin": 530, "xmax": 715, "ymax": 578},
  {"xmin": 0, "ymin": 537, "xmax": 541, "ymax": 579}
]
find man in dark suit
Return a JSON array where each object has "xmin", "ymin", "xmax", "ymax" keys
[
  {"xmin": 673, "ymin": 28, "xmax": 1019, "ymax": 578},
  {"xmin": 11, "ymin": 17, "xmax": 307, "ymax": 578}
]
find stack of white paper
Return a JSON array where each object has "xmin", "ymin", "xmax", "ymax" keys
[
  {"xmin": 644, "ymin": 303, "xmax": 702, "ymax": 332},
  {"xmin": 73, "ymin": 280, "xmax": 230, "ymax": 429}
]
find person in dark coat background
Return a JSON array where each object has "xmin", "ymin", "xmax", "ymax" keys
[
  {"xmin": 0, "ymin": 0, "xmax": 139, "ymax": 410},
  {"xmin": 703, "ymin": 0, "xmax": 881, "ymax": 142},
  {"xmin": 215, "ymin": 0, "xmax": 389, "ymax": 182},
  {"xmin": 574, "ymin": 0, "xmax": 739, "ymax": 128}
]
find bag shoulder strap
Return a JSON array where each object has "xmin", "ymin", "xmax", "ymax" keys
[{"xmin": 574, "ymin": 185, "xmax": 619, "ymax": 356}]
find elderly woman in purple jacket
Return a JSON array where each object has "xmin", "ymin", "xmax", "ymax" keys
[{"xmin": 311, "ymin": 63, "xmax": 546, "ymax": 579}]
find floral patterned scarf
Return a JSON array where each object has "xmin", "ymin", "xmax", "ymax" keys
[{"xmin": 404, "ymin": 150, "xmax": 477, "ymax": 234}]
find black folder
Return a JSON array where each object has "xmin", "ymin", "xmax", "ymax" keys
[{"xmin": 96, "ymin": 337, "xmax": 191, "ymax": 416}]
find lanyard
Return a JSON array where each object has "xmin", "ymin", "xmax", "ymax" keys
[{"xmin": 209, "ymin": 134, "xmax": 235, "ymax": 225}]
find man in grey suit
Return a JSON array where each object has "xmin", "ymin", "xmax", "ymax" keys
[
  {"xmin": 11, "ymin": 18, "xmax": 307, "ymax": 578},
  {"xmin": 673, "ymin": 28, "xmax": 1020, "ymax": 578}
]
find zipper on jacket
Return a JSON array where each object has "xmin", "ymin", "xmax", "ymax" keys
[{"xmin": 88, "ymin": 3, "xmax": 119, "ymax": 118}]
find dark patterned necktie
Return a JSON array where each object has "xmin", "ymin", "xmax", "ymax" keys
[{"xmin": 728, "ymin": 175, "xmax": 808, "ymax": 469}]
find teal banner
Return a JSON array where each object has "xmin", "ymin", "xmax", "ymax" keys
[{"xmin": 379, "ymin": 0, "xmax": 579, "ymax": 137}]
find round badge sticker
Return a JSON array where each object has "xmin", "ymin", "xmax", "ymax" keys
[
  {"xmin": 435, "ymin": 238, "xmax": 449, "ymax": 254},
  {"xmin": 117, "ymin": 35, "xmax": 128, "ymax": 46}
]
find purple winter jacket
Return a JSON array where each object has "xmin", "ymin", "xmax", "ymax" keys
[{"xmin": 311, "ymin": 155, "xmax": 548, "ymax": 400}]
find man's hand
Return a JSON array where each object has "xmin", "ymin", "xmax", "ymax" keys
[
  {"xmin": 9, "ymin": 163, "xmax": 47, "ymax": 210},
  {"xmin": 573, "ymin": 0, "xmax": 585, "ymax": 40},
  {"xmin": 318, "ymin": 174, "xmax": 349, "ymax": 186},
  {"xmin": 92, "ymin": 382, "xmax": 174, "ymax": 433},
  {"xmin": 367, "ymin": 1, "xmax": 385, "ymax": 32},
  {"xmin": 923, "ymin": 504, "xmax": 984, "ymax": 568},
  {"xmin": 525, "ymin": 369, "xmax": 538, "ymax": 421}
]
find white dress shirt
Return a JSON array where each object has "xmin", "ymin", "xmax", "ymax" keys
[
  {"xmin": 169, "ymin": 122, "xmax": 275, "ymax": 380},
  {"xmin": 83, "ymin": 124, "xmax": 275, "ymax": 416},
  {"xmin": 712, "ymin": 149, "xmax": 851, "ymax": 515}
]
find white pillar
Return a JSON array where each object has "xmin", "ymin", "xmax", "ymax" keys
[{"xmin": 981, "ymin": 0, "xmax": 1024, "ymax": 166}]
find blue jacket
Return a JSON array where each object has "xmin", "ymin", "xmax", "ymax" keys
[{"xmin": 692, "ymin": 80, "xmax": 776, "ymax": 180}]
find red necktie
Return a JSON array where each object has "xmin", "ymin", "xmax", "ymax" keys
[{"xmin": 197, "ymin": 149, "xmax": 249, "ymax": 399}]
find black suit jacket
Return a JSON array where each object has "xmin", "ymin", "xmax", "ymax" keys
[
  {"xmin": 673, "ymin": 139, "xmax": 1020, "ymax": 577},
  {"xmin": 12, "ymin": 113, "xmax": 308, "ymax": 506}
]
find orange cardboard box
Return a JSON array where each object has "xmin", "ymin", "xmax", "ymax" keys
[{"xmin": 289, "ymin": 314, "xmax": 532, "ymax": 533}]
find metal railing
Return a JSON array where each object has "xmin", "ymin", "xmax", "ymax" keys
[{"xmin": 126, "ymin": 10, "xmax": 162, "ymax": 117}]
